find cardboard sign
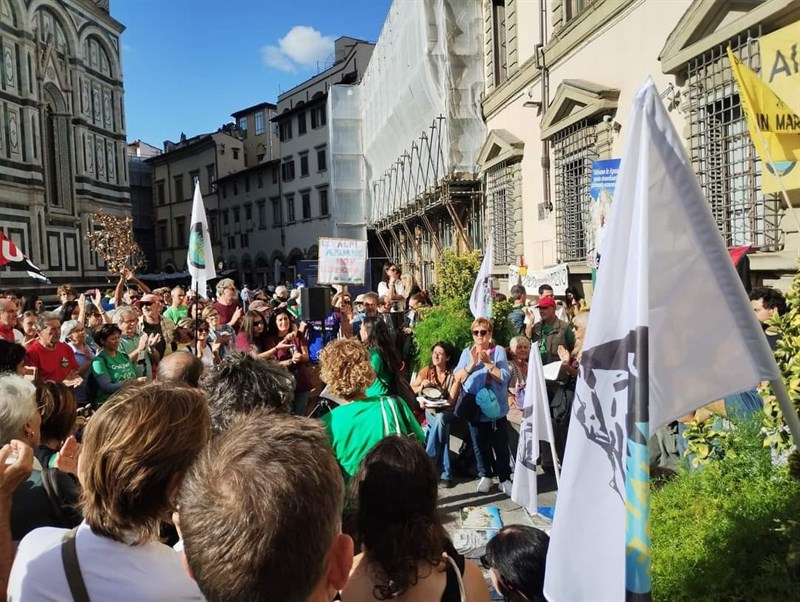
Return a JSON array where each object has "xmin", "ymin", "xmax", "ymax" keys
[{"xmin": 317, "ymin": 238, "xmax": 368, "ymax": 285}]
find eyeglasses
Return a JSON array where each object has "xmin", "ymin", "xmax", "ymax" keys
[
  {"xmin": 36, "ymin": 402, "xmax": 47, "ymax": 414},
  {"xmin": 472, "ymin": 329, "xmax": 488, "ymax": 336}
]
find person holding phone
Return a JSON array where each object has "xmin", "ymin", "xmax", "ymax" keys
[{"xmin": 265, "ymin": 308, "xmax": 311, "ymax": 415}]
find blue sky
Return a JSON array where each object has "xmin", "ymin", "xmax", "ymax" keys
[{"xmin": 115, "ymin": 0, "xmax": 392, "ymax": 148}]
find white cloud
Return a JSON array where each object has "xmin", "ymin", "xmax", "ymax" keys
[{"xmin": 261, "ymin": 26, "xmax": 335, "ymax": 73}]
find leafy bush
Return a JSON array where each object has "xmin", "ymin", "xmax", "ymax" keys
[
  {"xmin": 433, "ymin": 249, "xmax": 482, "ymax": 309},
  {"xmin": 651, "ymin": 419, "xmax": 800, "ymax": 601},
  {"xmin": 761, "ymin": 258, "xmax": 800, "ymax": 453},
  {"xmin": 412, "ymin": 301, "xmax": 474, "ymax": 369}
]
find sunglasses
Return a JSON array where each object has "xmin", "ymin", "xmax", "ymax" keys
[
  {"xmin": 140, "ymin": 302, "xmax": 154, "ymax": 307},
  {"xmin": 253, "ymin": 321, "xmax": 265, "ymax": 326},
  {"xmin": 472, "ymin": 329, "xmax": 488, "ymax": 336}
]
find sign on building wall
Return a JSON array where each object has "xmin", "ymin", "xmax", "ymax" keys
[
  {"xmin": 508, "ymin": 263, "xmax": 569, "ymax": 296},
  {"xmin": 589, "ymin": 158, "xmax": 621, "ymax": 268},
  {"xmin": 759, "ymin": 23, "xmax": 800, "ymax": 192},
  {"xmin": 317, "ymin": 237, "xmax": 368, "ymax": 285}
]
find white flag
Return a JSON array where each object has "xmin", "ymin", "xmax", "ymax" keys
[
  {"xmin": 187, "ymin": 182, "xmax": 216, "ymax": 298},
  {"xmin": 544, "ymin": 78, "xmax": 779, "ymax": 601},
  {"xmin": 511, "ymin": 345, "xmax": 558, "ymax": 513},
  {"xmin": 469, "ymin": 237, "xmax": 493, "ymax": 318}
]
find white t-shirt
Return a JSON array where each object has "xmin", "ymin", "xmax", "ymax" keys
[
  {"xmin": 377, "ymin": 280, "xmax": 406, "ymax": 300},
  {"xmin": 8, "ymin": 521, "xmax": 204, "ymax": 601}
]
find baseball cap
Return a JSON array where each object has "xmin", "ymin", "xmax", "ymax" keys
[
  {"xmin": 134, "ymin": 293, "xmax": 159, "ymax": 308},
  {"xmin": 249, "ymin": 300, "xmax": 271, "ymax": 314},
  {"xmin": 538, "ymin": 296, "xmax": 556, "ymax": 309}
]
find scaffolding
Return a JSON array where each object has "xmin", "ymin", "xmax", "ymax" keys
[{"xmin": 686, "ymin": 26, "xmax": 782, "ymax": 251}]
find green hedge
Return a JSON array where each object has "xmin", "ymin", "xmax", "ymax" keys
[{"xmin": 651, "ymin": 420, "xmax": 800, "ymax": 601}]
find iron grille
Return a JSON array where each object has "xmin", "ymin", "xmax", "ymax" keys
[
  {"xmin": 486, "ymin": 160, "xmax": 515, "ymax": 265},
  {"xmin": 686, "ymin": 27, "xmax": 781, "ymax": 251},
  {"xmin": 553, "ymin": 120, "xmax": 597, "ymax": 262}
]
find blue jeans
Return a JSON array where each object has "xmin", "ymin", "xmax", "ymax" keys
[
  {"xmin": 469, "ymin": 418, "xmax": 511, "ymax": 481},
  {"xmin": 425, "ymin": 410, "xmax": 458, "ymax": 479}
]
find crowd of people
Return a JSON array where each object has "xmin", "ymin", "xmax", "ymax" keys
[{"xmin": 0, "ymin": 260, "xmax": 787, "ymax": 601}]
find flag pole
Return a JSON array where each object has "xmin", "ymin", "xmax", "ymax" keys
[
  {"xmin": 770, "ymin": 377, "xmax": 800, "ymax": 447},
  {"xmin": 625, "ymin": 328, "xmax": 651, "ymax": 601}
]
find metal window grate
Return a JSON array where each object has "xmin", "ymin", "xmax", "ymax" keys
[
  {"xmin": 553, "ymin": 120, "xmax": 597, "ymax": 262},
  {"xmin": 686, "ymin": 27, "xmax": 781, "ymax": 251},
  {"xmin": 486, "ymin": 160, "xmax": 515, "ymax": 265}
]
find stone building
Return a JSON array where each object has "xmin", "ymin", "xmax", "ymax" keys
[
  {"xmin": 270, "ymin": 36, "xmax": 374, "ymax": 277},
  {"xmin": 0, "ymin": 0, "xmax": 128, "ymax": 290},
  {"xmin": 480, "ymin": 0, "xmax": 800, "ymax": 295},
  {"xmin": 147, "ymin": 131, "xmax": 244, "ymax": 272}
]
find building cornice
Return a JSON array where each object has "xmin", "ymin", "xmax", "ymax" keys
[{"xmin": 482, "ymin": 0, "xmax": 638, "ymax": 119}]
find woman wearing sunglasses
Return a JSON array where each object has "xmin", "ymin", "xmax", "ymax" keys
[
  {"xmin": 235, "ymin": 310, "xmax": 270, "ymax": 357},
  {"xmin": 481, "ymin": 525, "xmax": 549, "ymax": 602},
  {"xmin": 453, "ymin": 317, "xmax": 512, "ymax": 495}
]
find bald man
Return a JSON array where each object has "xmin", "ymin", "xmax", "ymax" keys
[{"xmin": 156, "ymin": 351, "xmax": 203, "ymax": 388}]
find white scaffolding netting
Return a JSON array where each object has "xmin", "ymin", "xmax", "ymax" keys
[
  {"xmin": 328, "ymin": 86, "xmax": 368, "ymax": 241},
  {"xmin": 330, "ymin": 0, "xmax": 485, "ymax": 230}
]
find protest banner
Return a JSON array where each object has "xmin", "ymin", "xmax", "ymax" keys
[
  {"xmin": 317, "ymin": 237, "xmax": 368, "ymax": 285},
  {"xmin": 589, "ymin": 158, "xmax": 621, "ymax": 268},
  {"xmin": 508, "ymin": 263, "xmax": 568, "ymax": 296}
]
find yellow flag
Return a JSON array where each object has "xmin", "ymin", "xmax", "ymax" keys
[{"xmin": 727, "ymin": 47, "xmax": 800, "ymax": 193}]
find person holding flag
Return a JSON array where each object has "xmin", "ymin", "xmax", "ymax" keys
[{"xmin": 544, "ymin": 78, "xmax": 799, "ymax": 601}]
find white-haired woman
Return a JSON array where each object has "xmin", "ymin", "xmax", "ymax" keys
[
  {"xmin": 61, "ymin": 320, "xmax": 95, "ymax": 407},
  {"xmin": 0, "ymin": 375, "xmax": 81, "ymax": 542}
]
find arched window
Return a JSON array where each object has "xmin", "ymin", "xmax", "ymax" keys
[{"xmin": 42, "ymin": 83, "xmax": 73, "ymax": 211}]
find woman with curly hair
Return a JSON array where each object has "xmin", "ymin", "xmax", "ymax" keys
[
  {"xmin": 319, "ymin": 338, "xmax": 423, "ymax": 481},
  {"xmin": 340, "ymin": 436, "xmax": 489, "ymax": 602}
]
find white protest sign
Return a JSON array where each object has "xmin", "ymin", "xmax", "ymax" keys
[
  {"xmin": 317, "ymin": 237, "xmax": 368, "ymax": 285},
  {"xmin": 508, "ymin": 264, "xmax": 569, "ymax": 295}
]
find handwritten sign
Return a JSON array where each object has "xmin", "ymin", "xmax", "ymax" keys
[
  {"xmin": 317, "ymin": 237, "xmax": 368, "ymax": 285},
  {"xmin": 508, "ymin": 264, "xmax": 569, "ymax": 296}
]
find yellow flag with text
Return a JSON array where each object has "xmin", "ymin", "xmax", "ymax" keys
[{"xmin": 727, "ymin": 46, "xmax": 800, "ymax": 193}]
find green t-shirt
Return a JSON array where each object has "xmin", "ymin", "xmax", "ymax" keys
[
  {"xmin": 365, "ymin": 348, "xmax": 393, "ymax": 397},
  {"xmin": 322, "ymin": 396, "xmax": 424, "ymax": 480},
  {"xmin": 91, "ymin": 350, "xmax": 137, "ymax": 404},
  {"xmin": 118, "ymin": 334, "xmax": 153, "ymax": 380},
  {"xmin": 163, "ymin": 305, "xmax": 188, "ymax": 324}
]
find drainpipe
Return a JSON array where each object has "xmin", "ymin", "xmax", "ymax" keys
[{"xmin": 535, "ymin": 0, "xmax": 552, "ymax": 212}]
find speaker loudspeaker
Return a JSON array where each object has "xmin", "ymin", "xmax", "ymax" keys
[{"xmin": 300, "ymin": 287, "xmax": 332, "ymax": 321}]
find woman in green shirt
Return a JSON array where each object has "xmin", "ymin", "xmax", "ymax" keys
[
  {"xmin": 318, "ymin": 338, "xmax": 423, "ymax": 481},
  {"xmin": 91, "ymin": 324, "xmax": 143, "ymax": 405},
  {"xmin": 359, "ymin": 316, "xmax": 403, "ymax": 398}
]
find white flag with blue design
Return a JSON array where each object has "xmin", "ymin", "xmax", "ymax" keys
[
  {"xmin": 544, "ymin": 78, "xmax": 780, "ymax": 601},
  {"xmin": 187, "ymin": 182, "xmax": 216, "ymax": 298}
]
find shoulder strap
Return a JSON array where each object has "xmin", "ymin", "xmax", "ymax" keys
[
  {"xmin": 61, "ymin": 527, "xmax": 91, "ymax": 602},
  {"xmin": 443, "ymin": 554, "xmax": 467, "ymax": 602}
]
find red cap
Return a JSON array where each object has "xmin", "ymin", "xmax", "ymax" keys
[
  {"xmin": 538, "ymin": 296, "xmax": 556, "ymax": 309},
  {"xmin": 134, "ymin": 294, "xmax": 158, "ymax": 308}
]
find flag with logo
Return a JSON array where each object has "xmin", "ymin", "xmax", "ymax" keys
[
  {"xmin": 543, "ymin": 79, "xmax": 780, "ymax": 601},
  {"xmin": 511, "ymin": 343, "xmax": 558, "ymax": 512},
  {"xmin": 0, "ymin": 231, "xmax": 49, "ymax": 282},
  {"xmin": 469, "ymin": 236, "xmax": 493, "ymax": 319},
  {"xmin": 187, "ymin": 182, "xmax": 216, "ymax": 297},
  {"xmin": 727, "ymin": 47, "xmax": 800, "ymax": 193}
]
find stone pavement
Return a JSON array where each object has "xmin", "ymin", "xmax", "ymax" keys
[{"xmin": 438, "ymin": 469, "xmax": 558, "ymax": 600}]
